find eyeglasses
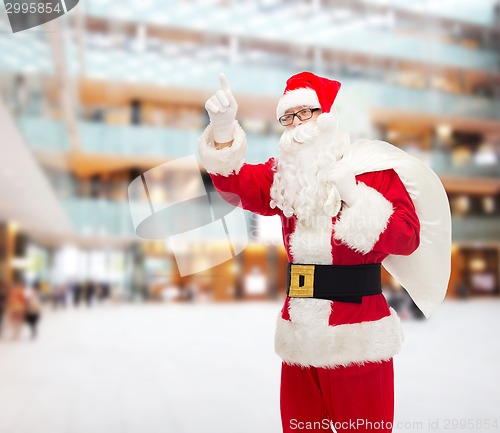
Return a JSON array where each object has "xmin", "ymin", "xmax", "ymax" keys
[{"xmin": 279, "ymin": 108, "xmax": 321, "ymax": 126}]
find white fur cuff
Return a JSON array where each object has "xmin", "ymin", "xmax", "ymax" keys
[
  {"xmin": 275, "ymin": 306, "xmax": 403, "ymax": 368},
  {"xmin": 333, "ymin": 182, "xmax": 394, "ymax": 254},
  {"xmin": 197, "ymin": 120, "xmax": 247, "ymax": 176}
]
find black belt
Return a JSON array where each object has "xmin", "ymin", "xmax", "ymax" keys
[{"xmin": 286, "ymin": 263, "xmax": 382, "ymax": 304}]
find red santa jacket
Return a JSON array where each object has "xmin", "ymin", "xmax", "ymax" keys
[{"xmin": 199, "ymin": 122, "xmax": 420, "ymax": 368}]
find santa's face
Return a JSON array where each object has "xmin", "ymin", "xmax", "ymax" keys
[{"xmin": 270, "ymin": 109, "xmax": 348, "ymax": 224}]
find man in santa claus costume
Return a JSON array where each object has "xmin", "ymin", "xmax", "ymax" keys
[{"xmin": 198, "ymin": 72, "xmax": 451, "ymax": 433}]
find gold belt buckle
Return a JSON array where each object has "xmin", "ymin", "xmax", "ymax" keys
[{"xmin": 289, "ymin": 264, "xmax": 315, "ymax": 297}]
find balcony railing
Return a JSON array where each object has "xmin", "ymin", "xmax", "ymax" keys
[
  {"xmin": 62, "ymin": 197, "xmax": 252, "ymax": 241},
  {"xmin": 80, "ymin": 122, "xmax": 201, "ymax": 158},
  {"xmin": 82, "ymin": 2, "xmax": 499, "ymax": 72},
  {"xmin": 17, "ymin": 117, "xmax": 70, "ymax": 152},
  {"xmin": 430, "ymin": 151, "xmax": 500, "ymax": 178},
  {"xmin": 63, "ymin": 198, "xmax": 135, "ymax": 237},
  {"xmin": 19, "ymin": 115, "xmax": 499, "ymax": 175},
  {"xmin": 452, "ymin": 216, "xmax": 500, "ymax": 242},
  {"xmin": 361, "ymin": 0, "xmax": 497, "ymax": 28},
  {"xmin": 63, "ymin": 197, "xmax": 500, "ymax": 243}
]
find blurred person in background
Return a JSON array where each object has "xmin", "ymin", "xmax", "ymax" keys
[
  {"xmin": 384, "ymin": 276, "xmax": 424, "ymax": 321},
  {"xmin": 72, "ymin": 281, "xmax": 83, "ymax": 307},
  {"xmin": 51, "ymin": 283, "xmax": 68, "ymax": 309},
  {"xmin": 454, "ymin": 271, "xmax": 470, "ymax": 299},
  {"xmin": 0, "ymin": 281, "xmax": 7, "ymax": 337},
  {"xmin": 84, "ymin": 280, "xmax": 96, "ymax": 307},
  {"xmin": 99, "ymin": 282, "xmax": 111, "ymax": 302},
  {"xmin": 198, "ymin": 72, "xmax": 450, "ymax": 433},
  {"xmin": 6, "ymin": 278, "xmax": 27, "ymax": 340},
  {"xmin": 24, "ymin": 282, "xmax": 42, "ymax": 340}
]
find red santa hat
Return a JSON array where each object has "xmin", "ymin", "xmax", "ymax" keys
[{"xmin": 276, "ymin": 71, "xmax": 342, "ymax": 119}]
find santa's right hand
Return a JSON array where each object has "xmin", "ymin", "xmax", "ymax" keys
[{"xmin": 205, "ymin": 73, "xmax": 238, "ymax": 144}]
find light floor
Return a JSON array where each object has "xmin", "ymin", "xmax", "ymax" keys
[{"xmin": 0, "ymin": 299, "xmax": 499, "ymax": 433}]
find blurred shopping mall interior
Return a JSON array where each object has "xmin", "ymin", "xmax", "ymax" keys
[{"xmin": 0, "ymin": 0, "xmax": 500, "ymax": 311}]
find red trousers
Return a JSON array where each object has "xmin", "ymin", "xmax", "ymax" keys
[{"xmin": 280, "ymin": 360, "xmax": 394, "ymax": 433}]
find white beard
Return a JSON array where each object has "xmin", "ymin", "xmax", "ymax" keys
[{"xmin": 270, "ymin": 121, "xmax": 350, "ymax": 225}]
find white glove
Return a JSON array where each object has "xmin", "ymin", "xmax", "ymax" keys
[
  {"xmin": 204, "ymin": 73, "xmax": 238, "ymax": 144},
  {"xmin": 330, "ymin": 160, "xmax": 357, "ymax": 207},
  {"xmin": 323, "ymin": 185, "xmax": 342, "ymax": 217}
]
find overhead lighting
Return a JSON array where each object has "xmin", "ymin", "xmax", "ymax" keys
[
  {"xmin": 12, "ymin": 257, "xmax": 32, "ymax": 269},
  {"xmin": 387, "ymin": 130, "xmax": 399, "ymax": 141},
  {"xmin": 469, "ymin": 257, "xmax": 486, "ymax": 272},
  {"xmin": 258, "ymin": 0, "xmax": 283, "ymax": 10},
  {"xmin": 475, "ymin": 152, "xmax": 497, "ymax": 165},
  {"xmin": 474, "ymin": 144, "xmax": 497, "ymax": 166},
  {"xmin": 453, "ymin": 195, "xmax": 470, "ymax": 215},
  {"xmin": 482, "ymin": 197, "xmax": 495, "ymax": 214},
  {"xmin": 8, "ymin": 221, "xmax": 19, "ymax": 233},
  {"xmin": 436, "ymin": 124, "xmax": 452, "ymax": 139}
]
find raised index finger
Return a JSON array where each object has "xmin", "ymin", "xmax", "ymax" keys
[{"xmin": 219, "ymin": 73, "xmax": 230, "ymax": 91}]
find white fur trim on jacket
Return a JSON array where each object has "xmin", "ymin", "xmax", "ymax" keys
[
  {"xmin": 276, "ymin": 88, "xmax": 321, "ymax": 119},
  {"xmin": 333, "ymin": 182, "xmax": 394, "ymax": 255},
  {"xmin": 198, "ymin": 120, "xmax": 246, "ymax": 176},
  {"xmin": 275, "ymin": 299, "xmax": 403, "ymax": 368},
  {"xmin": 289, "ymin": 216, "xmax": 333, "ymax": 265}
]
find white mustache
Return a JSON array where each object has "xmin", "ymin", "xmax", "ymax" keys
[{"xmin": 279, "ymin": 121, "xmax": 319, "ymax": 151}]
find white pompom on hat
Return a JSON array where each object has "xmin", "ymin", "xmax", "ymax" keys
[{"xmin": 276, "ymin": 71, "xmax": 342, "ymax": 119}]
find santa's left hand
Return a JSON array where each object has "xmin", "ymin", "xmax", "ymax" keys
[{"xmin": 330, "ymin": 160, "xmax": 357, "ymax": 207}]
